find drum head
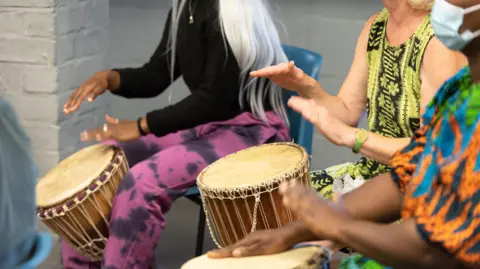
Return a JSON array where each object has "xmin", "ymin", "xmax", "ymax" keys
[
  {"xmin": 36, "ymin": 144, "xmax": 115, "ymax": 207},
  {"xmin": 199, "ymin": 143, "xmax": 305, "ymax": 189},
  {"xmin": 181, "ymin": 247, "xmax": 322, "ymax": 269}
]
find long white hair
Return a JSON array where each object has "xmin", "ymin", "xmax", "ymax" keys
[{"xmin": 168, "ymin": 0, "xmax": 289, "ymax": 124}]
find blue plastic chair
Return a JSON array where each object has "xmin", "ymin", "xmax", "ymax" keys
[
  {"xmin": 15, "ymin": 233, "xmax": 52, "ymax": 269},
  {"xmin": 186, "ymin": 45, "xmax": 323, "ymax": 256}
]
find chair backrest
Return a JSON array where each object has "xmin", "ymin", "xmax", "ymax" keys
[
  {"xmin": 15, "ymin": 233, "xmax": 52, "ymax": 269},
  {"xmin": 281, "ymin": 44, "xmax": 323, "ymax": 155}
]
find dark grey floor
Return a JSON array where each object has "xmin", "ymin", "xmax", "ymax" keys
[{"xmin": 38, "ymin": 198, "xmax": 345, "ymax": 269}]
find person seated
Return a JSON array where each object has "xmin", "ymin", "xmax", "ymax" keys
[
  {"xmin": 251, "ymin": 0, "xmax": 467, "ymax": 199},
  {"xmin": 60, "ymin": 0, "xmax": 291, "ymax": 268},
  {"xmin": 0, "ymin": 95, "xmax": 51, "ymax": 269},
  {"xmin": 209, "ymin": 0, "xmax": 480, "ymax": 268}
]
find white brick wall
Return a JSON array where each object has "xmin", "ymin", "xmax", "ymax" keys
[{"xmin": 0, "ymin": 0, "xmax": 110, "ymax": 176}]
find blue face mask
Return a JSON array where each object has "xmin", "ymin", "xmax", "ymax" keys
[{"xmin": 431, "ymin": 0, "xmax": 480, "ymax": 51}]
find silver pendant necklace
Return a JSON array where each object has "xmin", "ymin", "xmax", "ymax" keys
[{"xmin": 188, "ymin": 0, "xmax": 196, "ymax": 24}]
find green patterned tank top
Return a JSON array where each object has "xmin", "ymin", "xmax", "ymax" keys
[
  {"xmin": 354, "ymin": 9, "xmax": 434, "ymax": 178},
  {"xmin": 310, "ymin": 10, "xmax": 434, "ymax": 198}
]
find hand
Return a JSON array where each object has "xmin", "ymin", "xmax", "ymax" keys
[
  {"xmin": 279, "ymin": 181, "xmax": 349, "ymax": 242},
  {"xmin": 250, "ymin": 61, "xmax": 311, "ymax": 94},
  {"xmin": 81, "ymin": 115, "xmax": 141, "ymax": 143},
  {"xmin": 64, "ymin": 70, "xmax": 119, "ymax": 114},
  {"xmin": 288, "ymin": 96, "xmax": 355, "ymax": 146},
  {"xmin": 207, "ymin": 228, "xmax": 294, "ymax": 259}
]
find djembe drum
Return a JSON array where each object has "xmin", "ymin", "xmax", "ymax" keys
[
  {"xmin": 197, "ymin": 142, "xmax": 310, "ymax": 248},
  {"xmin": 36, "ymin": 144, "xmax": 128, "ymax": 261},
  {"xmin": 181, "ymin": 246, "xmax": 331, "ymax": 269}
]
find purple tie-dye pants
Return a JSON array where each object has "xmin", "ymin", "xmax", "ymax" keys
[{"xmin": 60, "ymin": 112, "xmax": 290, "ymax": 269}]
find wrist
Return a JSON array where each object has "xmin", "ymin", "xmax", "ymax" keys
[
  {"xmin": 137, "ymin": 117, "xmax": 150, "ymax": 136},
  {"xmin": 340, "ymin": 126, "xmax": 358, "ymax": 148},
  {"xmin": 283, "ymin": 221, "xmax": 317, "ymax": 246},
  {"xmin": 106, "ymin": 70, "xmax": 121, "ymax": 92},
  {"xmin": 299, "ymin": 76, "xmax": 319, "ymax": 98}
]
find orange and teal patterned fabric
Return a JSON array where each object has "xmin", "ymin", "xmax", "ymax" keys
[
  {"xmin": 391, "ymin": 66, "xmax": 480, "ymax": 267},
  {"xmin": 339, "ymin": 67, "xmax": 479, "ymax": 269}
]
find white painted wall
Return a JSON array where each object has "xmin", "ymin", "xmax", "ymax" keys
[{"xmin": 0, "ymin": 0, "xmax": 110, "ymax": 175}]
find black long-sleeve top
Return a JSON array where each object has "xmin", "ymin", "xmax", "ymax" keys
[{"xmin": 112, "ymin": 0, "xmax": 272, "ymax": 137}]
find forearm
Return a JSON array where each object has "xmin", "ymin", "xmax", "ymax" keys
[
  {"xmin": 342, "ymin": 173, "xmax": 402, "ymax": 223},
  {"xmin": 284, "ymin": 198, "xmax": 352, "ymax": 245},
  {"xmin": 336, "ymin": 219, "xmax": 458, "ymax": 269},
  {"xmin": 301, "ymin": 77, "xmax": 353, "ymax": 124},
  {"xmin": 341, "ymin": 126, "xmax": 411, "ymax": 164},
  {"xmin": 107, "ymin": 70, "xmax": 121, "ymax": 92},
  {"xmin": 111, "ymin": 67, "xmax": 173, "ymax": 99}
]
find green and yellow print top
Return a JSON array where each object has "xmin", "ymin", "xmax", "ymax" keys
[
  {"xmin": 362, "ymin": 9, "xmax": 434, "ymax": 177},
  {"xmin": 311, "ymin": 10, "xmax": 434, "ymax": 199}
]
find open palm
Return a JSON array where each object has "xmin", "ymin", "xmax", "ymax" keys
[{"xmin": 250, "ymin": 61, "xmax": 308, "ymax": 92}]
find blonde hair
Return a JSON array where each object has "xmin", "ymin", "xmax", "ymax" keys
[{"xmin": 407, "ymin": 0, "xmax": 434, "ymax": 10}]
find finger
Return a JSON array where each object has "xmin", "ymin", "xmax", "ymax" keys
[
  {"xmin": 88, "ymin": 86, "xmax": 100, "ymax": 102},
  {"xmin": 232, "ymin": 242, "xmax": 262, "ymax": 257},
  {"xmin": 302, "ymin": 101, "xmax": 320, "ymax": 124},
  {"xmin": 287, "ymin": 96, "xmax": 309, "ymax": 113},
  {"xmin": 80, "ymin": 130, "xmax": 92, "ymax": 142},
  {"xmin": 64, "ymin": 89, "xmax": 82, "ymax": 113},
  {"xmin": 73, "ymin": 83, "xmax": 96, "ymax": 109},
  {"xmin": 80, "ymin": 129, "xmax": 100, "ymax": 142},
  {"xmin": 96, "ymin": 123, "xmax": 112, "ymax": 141},
  {"xmin": 282, "ymin": 182, "xmax": 308, "ymax": 211},
  {"xmin": 250, "ymin": 63, "xmax": 289, "ymax": 77},
  {"xmin": 105, "ymin": 114, "xmax": 119, "ymax": 125},
  {"xmin": 207, "ymin": 245, "xmax": 236, "ymax": 259},
  {"xmin": 287, "ymin": 61, "xmax": 295, "ymax": 73}
]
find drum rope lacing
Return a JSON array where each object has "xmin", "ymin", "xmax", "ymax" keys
[
  {"xmin": 37, "ymin": 147, "xmax": 130, "ymax": 261},
  {"xmin": 197, "ymin": 142, "xmax": 310, "ymax": 248}
]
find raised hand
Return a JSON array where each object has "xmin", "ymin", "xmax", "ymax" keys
[
  {"xmin": 287, "ymin": 96, "xmax": 354, "ymax": 146},
  {"xmin": 64, "ymin": 70, "xmax": 119, "ymax": 114},
  {"xmin": 250, "ymin": 61, "xmax": 309, "ymax": 93}
]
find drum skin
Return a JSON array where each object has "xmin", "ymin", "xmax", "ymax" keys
[
  {"xmin": 181, "ymin": 246, "xmax": 330, "ymax": 269},
  {"xmin": 36, "ymin": 145, "xmax": 128, "ymax": 261},
  {"xmin": 197, "ymin": 142, "xmax": 311, "ymax": 248}
]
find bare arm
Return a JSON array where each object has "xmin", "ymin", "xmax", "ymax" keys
[
  {"xmin": 283, "ymin": 173, "xmax": 403, "ymax": 246},
  {"xmin": 419, "ymin": 37, "xmax": 468, "ymax": 115},
  {"xmin": 336, "ymin": 219, "xmax": 458, "ymax": 269},
  {"xmin": 302, "ymin": 15, "xmax": 375, "ymax": 127},
  {"xmin": 336, "ymin": 37, "xmax": 467, "ymax": 164},
  {"xmin": 341, "ymin": 129, "xmax": 411, "ymax": 165}
]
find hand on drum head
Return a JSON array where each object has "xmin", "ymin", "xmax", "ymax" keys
[
  {"xmin": 207, "ymin": 229, "xmax": 292, "ymax": 259},
  {"xmin": 279, "ymin": 181, "xmax": 349, "ymax": 243},
  {"xmin": 81, "ymin": 114, "xmax": 141, "ymax": 143}
]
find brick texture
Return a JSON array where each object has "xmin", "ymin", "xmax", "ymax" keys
[{"xmin": 0, "ymin": 0, "xmax": 110, "ymax": 176}]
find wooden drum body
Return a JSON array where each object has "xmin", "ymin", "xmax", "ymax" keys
[
  {"xmin": 197, "ymin": 142, "xmax": 310, "ymax": 248},
  {"xmin": 36, "ymin": 144, "xmax": 128, "ymax": 261},
  {"xmin": 181, "ymin": 246, "xmax": 330, "ymax": 269}
]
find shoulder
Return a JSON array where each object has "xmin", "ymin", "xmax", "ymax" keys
[
  {"xmin": 356, "ymin": 12, "xmax": 382, "ymax": 50},
  {"xmin": 423, "ymin": 37, "xmax": 467, "ymax": 69},
  {"xmin": 421, "ymin": 37, "xmax": 468, "ymax": 89},
  {"xmin": 361, "ymin": 12, "xmax": 382, "ymax": 37}
]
